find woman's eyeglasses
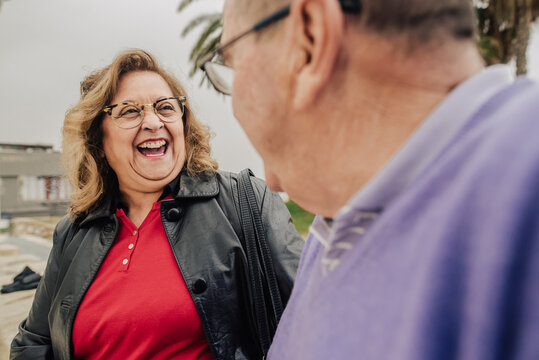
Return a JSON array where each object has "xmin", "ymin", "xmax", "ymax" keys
[{"xmin": 102, "ymin": 96, "xmax": 187, "ymax": 129}]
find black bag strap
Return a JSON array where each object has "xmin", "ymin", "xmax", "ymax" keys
[{"xmin": 237, "ymin": 169, "xmax": 284, "ymax": 357}]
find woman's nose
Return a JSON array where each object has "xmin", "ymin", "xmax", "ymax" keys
[{"xmin": 140, "ymin": 107, "xmax": 164, "ymax": 131}]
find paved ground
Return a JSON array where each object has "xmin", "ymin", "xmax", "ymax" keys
[{"xmin": 0, "ymin": 233, "xmax": 51, "ymax": 358}]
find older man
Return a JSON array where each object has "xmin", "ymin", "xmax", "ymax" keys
[{"xmin": 200, "ymin": 0, "xmax": 539, "ymax": 358}]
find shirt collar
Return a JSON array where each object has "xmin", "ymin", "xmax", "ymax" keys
[
  {"xmin": 339, "ymin": 65, "xmax": 514, "ymax": 215},
  {"xmin": 159, "ymin": 174, "xmax": 180, "ymax": 201}
]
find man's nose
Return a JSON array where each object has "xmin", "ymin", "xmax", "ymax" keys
[{"xmin": 140, "ymin": 107, "xmax": 164, "ymax": 131}]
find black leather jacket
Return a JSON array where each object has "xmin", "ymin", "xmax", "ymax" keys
[{"xmin": 10, "ymin": 170, "xmax": 304, "ymax": 360}]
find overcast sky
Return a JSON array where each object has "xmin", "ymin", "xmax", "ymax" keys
[
  {"xmin": 1, "ymin": 0, "xmax": 539, "ymax": 179},
  {"xmin": 0, "ymin": 0, "xmax": 265, "ymax": 176}
]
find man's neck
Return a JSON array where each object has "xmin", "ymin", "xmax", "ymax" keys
[{"xmin": 293, "ymin": 40, "xmax": 484, "ymax": 217}]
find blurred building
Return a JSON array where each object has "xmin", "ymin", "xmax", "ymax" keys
[{"xmin": 0, "ymin": 143, "xmax": 70, "ymax": 218}]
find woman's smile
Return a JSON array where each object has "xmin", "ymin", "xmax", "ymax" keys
[{"xmin": 136, "ymin": 138, "xmax": 169, "ymax": 157}]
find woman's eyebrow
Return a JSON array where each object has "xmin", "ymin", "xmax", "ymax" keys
[
  {"xmin": 116, "ymin": 96, "xmax": 174, "ymax": 104},
  {"xmin": 156, "ymin": 96, "xmax": 175, "ymax": 101}
]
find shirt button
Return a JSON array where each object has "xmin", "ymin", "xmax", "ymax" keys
[
  {"xmin": 132, "ymin": 230, "xmax": 137, "ymax": 236},
  {"xmin": 128, "ymin": 243, "xmax": 134, "ymax": 250},
  {"xmin": 122, "ymin": 259, "xmax": 128, "ymax": 265}
]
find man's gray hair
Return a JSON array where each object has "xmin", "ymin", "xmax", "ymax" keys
[
  {"xmin": 248, "ymin": 0, "xmax": 476, "ymax": 45},
  {"xmin": 356, "ymin": 0, "xmax": 476, "ymax": 44}
]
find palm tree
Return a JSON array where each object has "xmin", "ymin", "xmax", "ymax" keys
[
  {"xmin": 179, "ymin": 0, "xmax": 539, "ymax": 76},
  {"xmin": 477, "ymin": 0, "xmax": 539, "ymax": 75},
  {"xmin": 177, "ymin": 0, "xmax": 222, "ymax": 77}
]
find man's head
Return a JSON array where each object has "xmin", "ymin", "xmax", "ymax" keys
[{"xmin": 220, "ymin": 0, "xmax": 482, "ymax": 216}]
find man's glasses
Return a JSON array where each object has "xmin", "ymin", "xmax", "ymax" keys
[
  {"xmin": 102, "ymin": 96, "xmax": 187, "ymax": 129},
  {"xmin": 198, "ymin": 0, "xmax": 361, "ymax": 95}
]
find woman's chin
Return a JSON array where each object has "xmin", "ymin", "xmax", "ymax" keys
[
  {"xmin": 137, "ymin": 168, "xmax": 177, "ymax": 183},
  {"xmin": 132, "ymin": 158, "xmax": 183, "ymax": 182},
  {"xmin": 133, "ymin": 164, "xmax": 182, "ymax": 186}
]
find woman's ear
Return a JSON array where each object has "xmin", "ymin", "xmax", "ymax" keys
[{"xmin": 289, "ymin": 0, "xmax": 344, "ymax": 110}]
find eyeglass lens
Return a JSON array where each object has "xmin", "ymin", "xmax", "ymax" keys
[
  {"xmin": 205, "ymin": 62, "xmax": 235, "ymax": 95},
  {"xmin": 111, "ymin": 98, "xmax": 184, "ymax": 129}
]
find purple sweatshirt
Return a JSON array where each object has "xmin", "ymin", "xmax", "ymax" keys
[{"xmin": 268, "ymin": 66, "xmax": 539, "ymax": 360}]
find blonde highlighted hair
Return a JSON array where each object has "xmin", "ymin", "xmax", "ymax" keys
[{"xmin": 63, "ymin": 49, "xmax": 218, "ymax": 219}]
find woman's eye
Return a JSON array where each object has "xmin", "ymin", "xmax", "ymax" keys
[
  {"xmin": 157, "ymin": 103, "xmax": 176, "ymax": 113},
  {"xmin": 119, "ymin": 106, "xmax": 140, "ymax": 117},
  {"xmin": 159, "ymin": 103, "xmax": 174, "ymax": 110}
]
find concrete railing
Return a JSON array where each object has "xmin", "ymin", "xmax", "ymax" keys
[{"xmin": 11, "ymin": 218, "xmax": 56, "ymax": 241}]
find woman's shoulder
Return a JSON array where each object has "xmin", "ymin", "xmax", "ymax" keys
[
  {"xmin": 215, "ymin": 169, "xmax": 280, "ymax": 207},
  {"xmin": 52, "ymin": 214, "xmax": 80, "ymax": 248},
  {"xmin": 54, "ymin": 214, "xmax": 74, "ymax": 235},
  {"xmin": 216, "ymin": 169, "xmax": 266, "ymax": 188},
  {"xmin": 215, "ymin": 169, "xmax": 268, "ymax": 200}
]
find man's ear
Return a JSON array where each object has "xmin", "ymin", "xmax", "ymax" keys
[{"xmin": 288, "ymin": 0, "xmax": 344, "ymax": 110}]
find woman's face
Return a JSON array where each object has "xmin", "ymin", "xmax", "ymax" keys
[{"xmin": 101, "ymin": 70, "xmax": 186, "ymax": 195}]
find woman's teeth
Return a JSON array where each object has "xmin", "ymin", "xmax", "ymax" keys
[
  {"xmin": 138, "ymin": 139, "xmax": 167, "ymax": 149},
  {"xmin": 137, "ymin": 140, "xmax": 168, "ymax": 156}
]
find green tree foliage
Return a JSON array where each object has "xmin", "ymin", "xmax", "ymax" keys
[{"xmin": 285, "ymin": 201, "xmax": 315, "ymax": 236}]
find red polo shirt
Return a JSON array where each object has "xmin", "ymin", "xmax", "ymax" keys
[{"xmin": 72, "ymin": 197, "xmax": 213, "ymax": 359}]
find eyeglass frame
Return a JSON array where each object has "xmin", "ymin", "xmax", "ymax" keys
[
  {"xmin": 197, "ymin": 0, "xmax": 362, "ymax": 95},
  {"xmin": 102, "ymin": 96, "xmax": 187, "ymax": 129}
]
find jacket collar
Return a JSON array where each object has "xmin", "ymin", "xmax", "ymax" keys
[
  {"xmin": 78, "ymin": 198, "xmax": 115, "ymax": 227},
  {"xmin": 175, "ymin": 169, "xmax": 219, "ymax": 199},
  {"xmin": 79, "ymin": 170, "xmax": 219, "ymax": 226}
]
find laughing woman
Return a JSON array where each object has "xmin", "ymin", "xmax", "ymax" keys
[{"xmin": 10, "ymin": 50, "xmax": 303, "ymax": 360}]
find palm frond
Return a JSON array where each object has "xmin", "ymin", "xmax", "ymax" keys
[
  {"xmin": 177, "ymin": 0, "xmax": 198, "ymax": 13},
  {"xmin": 189, "ymin": 18, "xmax": 222, "ymax": 61},
  {"xmin": 190, "ymin": 34, "xmax": 222, "ymax": 76},
  {"xmin": 181, "ymin": 13, "xmax": 221, "ymax": 37},
  {"xmin": 178, "ymin": 0, "xmax": 224, "ymax": 80}
]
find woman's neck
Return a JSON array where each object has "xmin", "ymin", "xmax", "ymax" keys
[{"xmin": 120, "ymin": 188, "xmax": 163, "ymax": 228}]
